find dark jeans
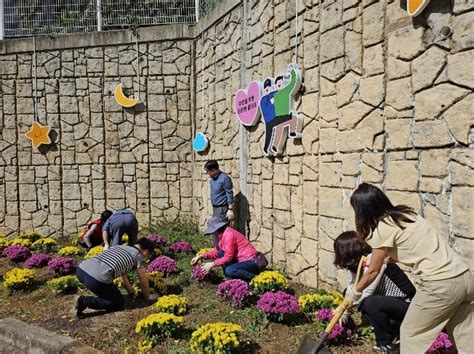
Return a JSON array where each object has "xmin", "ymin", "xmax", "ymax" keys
[
  {"xmin": 223, "ymin": 260, "xmax": 260, "ymax": 282},
  {"xmin": 359, "ymin": 295, "xmax": 410, "ymax": 346},
  {"xmin": 109, "ymin": 214, "xmax": 138, "ymax": 246},
  {"xmin": 76, "ymin": 268, "xmax": 124, "ymax": 312},
  {"xmin": 263, "ymin": 114, "xmax": 292, "ymax": 153}
]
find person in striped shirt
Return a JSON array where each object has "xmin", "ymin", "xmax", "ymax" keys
[{"xmin": 74, "ymin": 238, "xmax": 157, "ymax": 317}]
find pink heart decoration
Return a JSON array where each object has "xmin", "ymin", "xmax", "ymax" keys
[{"xmin": 234, "ymin": 81, "xmax": 261, "ymax": 126}]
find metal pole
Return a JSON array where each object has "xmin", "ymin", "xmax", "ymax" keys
[
  {"xmin": 195, "ymin": 0, "xmax": 199, "ymax": 22},
  {"xmin": 0, "ymin": 0, "xmax": 4, "ymax": 40},
  {"xmin": 96, "ymin": 0, "xmax": 102, "ymax": 32}
]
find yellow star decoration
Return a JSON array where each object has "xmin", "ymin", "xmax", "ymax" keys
[{"xmin": 25, "ymin": 121, "xmax": 52, "ymax": 148}]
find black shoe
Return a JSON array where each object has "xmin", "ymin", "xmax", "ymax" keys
[
  {"xmin": 288, "ymin": 132, "xmax": 301, "ymax": 139},
  {"xmin": 373, "ymin": 343, "xmax": 400, "ymax": 353},
  {"xmin": 73, "ymin": 295, "xmax": 86, "ymax": 318},
  {"xmin": 271, "ymin": 146, "xmax": 279, "ymax": 155}
]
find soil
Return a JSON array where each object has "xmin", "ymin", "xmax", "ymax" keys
[{"xmin": 0, "ymin": 253, "xmax": 375, "ymax": 353}]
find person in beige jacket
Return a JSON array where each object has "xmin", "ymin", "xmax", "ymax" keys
[{"xmin": 345, "ymin": 183, "xmax": 473, "ymax": 354}]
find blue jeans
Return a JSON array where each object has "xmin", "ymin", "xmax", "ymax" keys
[
  {"xmin": 76, "ymin": 268, "xmax": 124, "ymax": 312},
  {"xmin": 223, "ymin": 260, "xmax": 260, "ymax": 282},
  {"xmin": 108, "ymin": 213, "xmax": 138, "ymax": 246}
]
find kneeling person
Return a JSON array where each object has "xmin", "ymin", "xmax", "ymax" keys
[
  {"xmin": 75, "ymin": 238, "xmax": 157, "ymax": 317},
  {"xmin": 191, "ymin": 216, "xmax": 267, "ymax": 282}
]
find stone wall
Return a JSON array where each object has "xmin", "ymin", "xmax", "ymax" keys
[
  {"xmin": 0, "ymin": 0, "xmax": 472, "ymax": 288},
  {"xmin": 0, "ymin": 28, "xmax": 195, "ymax": 237},
  {"xmin": 192, "ymin": 0, "xmax": 473, "ymax": 288}
]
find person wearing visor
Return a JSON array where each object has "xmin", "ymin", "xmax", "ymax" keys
[{"xmin": 191, "ymin": 216, "xmax": 267, "ymax": 281}]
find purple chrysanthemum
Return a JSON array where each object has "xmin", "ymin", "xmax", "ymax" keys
[
  {"xmin": 191, "ymin": 265, "xmax": 215, "ymax": 282},
  {"xmin": 256, "ymin": 291, "xmax": 299, "ymax": 321},
  {"xmin": 169, "ymin": 241, "xmax": 192, "ymax": 254},
  {"xmin": 427, "ymin": 333, "xmax": 456, "ymax": 354},
  {"xmin": 316, "ymin": 308, "xmax": 334, "ymax": 322},
  {"xmin": 3, "ymin": 245, "xmax": 31, "ymax": 262},
  {"xmin": 147, "ymin": 256, "xmax": 178, "ymax": 276},
  {"xmin": 217, "ymin": 279, "xmax": 251, "ymax": 308},
  {"xmin": 147, "ymin": 234, "xmax": 167, "ymax": 247},
  {"xmin": 25, "ymin": 253, "xmax": 51, "ymax": 268},
  {"xmin": 48, "ymin": 257, "xmax": 77, "ymax": 275}
]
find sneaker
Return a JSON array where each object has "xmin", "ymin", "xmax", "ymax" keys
[
  {"xmin": 73, "ymin": 295, "xmax": 86, "ymax": 318},
  {"xmin": 288, "ymin": 132, "xmax": 301, "ymax": 139},
  {"xmin": 373, "ymin": 343, "xmax": 400, "ymax": 353}
]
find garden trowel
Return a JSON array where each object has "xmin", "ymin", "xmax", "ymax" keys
[{"xmin": 297, "ymin": 256, "xmax": 366, "ymax": 354}]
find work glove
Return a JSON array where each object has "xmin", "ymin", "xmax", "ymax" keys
[
  {"xmin": 147, "ymin": 293, "xmax": 159, "ymax": 301},
  {"xmin": 346, "ymin": 285, "xmax": 362, "ymax": 304},
  {"xmin": 190, "ymin": 256, "xmax": 201, "ymax": 266},
  {"xmin": 226, "ymin": 209, "xmax": 235, "ymax": 221},
  {"xmin": 201, "ymin": 262, "xmax": 215, "ymax": 275}
]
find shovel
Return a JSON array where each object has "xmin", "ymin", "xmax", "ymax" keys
[{"xmin": 297, "ymin": 256, "xmax": 367, "ymax": 354}]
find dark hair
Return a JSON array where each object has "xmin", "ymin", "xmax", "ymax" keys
[
  {"xmin": 204, "ymin": 160, "xmax": 219, "ymax": 171},
  {"xmin": 215, "ymin": 224, "xmax": 228, "ymax": 234},
  {"xmin": 334, "ymin": 231, "xmax": 371, "ymax": 273},
  {"xmin": 264, "ymin": 78, "xmax": 272, "ymax": 88},
  {"xmin": 136, "ymin": 237, "xmax": 154, "ymax": 252},
  {"xmin": 101, "ymin": 210, "xmax": 113, "ymax": 223},
  {"xmin": 275, "ymin": 76, "xmax": 283, "ymax": 84},
  {"xmin": 350, "ymin": 183, "xmax": 416, "ymax": 240}
]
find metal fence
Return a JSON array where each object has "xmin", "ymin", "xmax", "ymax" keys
[{"xmin": 1, "ymin": 0, "xmax": 221, "ymax": 39}]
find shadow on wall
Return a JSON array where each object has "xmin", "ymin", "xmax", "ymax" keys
[{"xmin": 234, "ymin": 191, "xmax": 249, "ymax": 238}]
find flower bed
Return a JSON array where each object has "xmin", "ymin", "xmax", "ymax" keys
[
  {"xmin": 47, "ymin": 275, "xmax": 80, "ymax": 294},
  {"xmin": 217, "ymin": 279, "xmax": 251, "ymax": 308},
  {"xmin": 31, "ymin": 238, "xmax": 57, "ymax": 253},
  {"xmin": 84, "ymin": 245, "xmax": 104, "ymax": 259},
  {"xmin": 58, "ymin": 246, "xmax": 84, "ymax": 257},
  {"xmin": 299, "ymin": 289, "xmax": 343, "ymax": 313},
  {"xmin": 190, "ymin": 322, "xmax": 242, "ymax": 354},
  {"xmin": 136, "ymin": 313, "xmax": 184, "ymax": 351},
  {"xmin": 147, "ymin": 256, "xmax": 178, "ymax": 276},
  {"xmin": 314, "ymin": 309, "xmax": 352, "ymax": 344},
  {"xmin": 256, "ymin": 291, "xmax": 300, "ymax": 322},
  {"xmin": 25, "ymin": 253, "xmax": 51, "ymax": 268},
  {"xmin": 250, "ymin": 270, "xmax": 289, "ymax": 295},
  {"xmin": 154, "ymin": 294, "xmax": 188, "ymax": 315},
  {"xmin": 169, "ymin": 241, "xmax": 193, "ymax": 254},
  {"xmin": 3, "ymin": 245, "xmax": 31, "ymax": 262},
  {"xmin": 48, "ymin": 257, "xmax": 77, "ymax": 275},
  {"xmin": 147, "ymin": 234, "xmax": 167, "ymax": 247},
  {"xmin": 3, "ymin": 268, "xmax": 36, "ymax": 291}
]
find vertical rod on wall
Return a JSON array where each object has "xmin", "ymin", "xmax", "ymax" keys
[
  {"xmin": 96, "ymin": 0, "xmax": 102, "ymax": 32},
  {"xmin": 0, "ymin": 0, "xmax": 4, "ymax": 40},
  {"xmin": 33, "ymin": 36, "xmax": 38, "ymax": 122},
  {"xmin": 195, "ymin": 0, "xmax": 199, "ymax": 22},
  {"xmin": 239, "ymin": 0, "xmax": 249, "ymax": 236}
]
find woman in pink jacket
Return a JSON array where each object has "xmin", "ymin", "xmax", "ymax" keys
[{"xmin": 191, "ymin": 216, "xmax": 266, "ymax": 281}]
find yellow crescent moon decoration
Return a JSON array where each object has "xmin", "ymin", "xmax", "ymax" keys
[
  {"xmin": 114, "ymin": 83, "xmax": 139, "ymax": 108},
  {"xmin": 407, "ymin": 0, "xmax": 430, "ymax": 17}
]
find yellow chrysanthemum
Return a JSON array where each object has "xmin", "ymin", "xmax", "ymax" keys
[
  {"xmin": 10, "ymin": 238, "xmax": 32, "ymax": 247},
  {"xmin": 84, "ymin": 245, "xmax": 104, "ymax": 259},
  {"xmin": 3, "ymin": 268, "xmax": 36, "ymax": 291},
  {"xmin": 196, "ymin": 248, "xmax": 214, "ymax": 258},
  {"xmin": 135, "ymin": 312, "xmax": 183, "ymax": 350},
  {"xmin": 31, "ymin": 238, "xmax": 57, "ymax": 252},
  {"xmin": 0, "ymin": 237, "xmax": 13, "ymax": 248},
  {"xmin": 58, "ymin": 246, "xmax": 84, "ymax": 257},
  {"xmin": 250, "ymin": 270, "xmax": 289, "ymax": 294},
  {"xmin": 190, "ymin": 322, "xmax": 242, "ymax": 353},
  {"xmin": 18, "ymin": 232, "xmax": 42, "ymax": 242},
  {"xmin": 154, "ymin": 294, "xmax": 188, "ymax": 315},
  {"xmin": 47, "ymin": 275, "xmax": 80, "ymax": 294}
]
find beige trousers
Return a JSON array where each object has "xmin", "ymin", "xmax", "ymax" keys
[{"xmin": 400, "ymin": 270, "xmax": 474, "ymax": 353}]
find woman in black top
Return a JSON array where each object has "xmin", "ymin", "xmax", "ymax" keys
[{"xmin": 334, "ymin": 231, "xmax": 416, "ymax": 353}]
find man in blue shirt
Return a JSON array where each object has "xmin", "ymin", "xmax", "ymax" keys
[
  {"xmin": 102, "ymin": 208, "xmax": 138, "ymax": 250},
  {"xmin": 204, "ymin": 160, "xmax": 234, "ymax": 221}
]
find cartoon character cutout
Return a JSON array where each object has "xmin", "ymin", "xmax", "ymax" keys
[{"xmin": 259, "ymin": 63, "xmax": 302, "ymax": 156}]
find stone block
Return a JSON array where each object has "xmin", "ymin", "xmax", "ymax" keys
[
  {"xmin": 387, "ymin": 26, "xmax": 425, "ymax": 60},
  {"xmin": 452, "ymin": 187, "xmax": 473, "ymax": 239},
  {"xmin": 386, "ymin": 190, "xmax": 421, "ymax": 212},
  {"xmin": 362, "ymin": 1, "xmax": 384, "ymax": 46},
  {"xmin": 336, "ymin": 72, "xmax": 360, "ymax": 108},
  {"xmin": 414, "ymin": 83, "xmax": 469, "ymax": 121},
  {"xmin": 320, "ymin": 27, "xmax": 345, "ymax": 63},
  {"xmin": 452, "ymin": 12, "xmax": 474, "ymax": 50},
  {"xmin": 413, "ymin": 120, "xmax": 454, "ymax": 148},
  {"xmin": 412, "ymin": 46, "xmax": 447, "ymax": 93},
  {"xmin": 386, "ymin": 77, "xmax": 412, "ymax": 111},
  {"xmin": 386, "ymin": 118, "xmax": 412, "ymax": 150},
  {"xmin": 420, "ymin": 149, "xmax": 448, "ymax": 177},
  {"xmin": 345, "ymin": 30, "xmax": 363, "ymax": 74},
  {"xmin": 320, "ymin": 162, "xmax": 341, "ymax": 187},
  {"xmin": 386, "ymin": 159, "xmax": 418, "ymax": 191},
  {"xmin": 447, "ymin": 50, "xmax": 474, "ymax": 90},
  {"xmin": 319, "ymin": 187, "xmax": 344, "ymax": 219},
  {"xmin": 358, "ymin": 74, "xmax": 384, "ymax": 107},
  {"xmin": 339, "ymin": 101, "xmax": 373, "ymax": 130},
  {"xmin": 363, "ymin": 43, "xmax": 384, "ymax": 76},
  {"xmin": 321, "ymin": 1, "xmax": 343, "ymax": 33}
]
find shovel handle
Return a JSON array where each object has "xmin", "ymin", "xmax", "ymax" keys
[{"xmin": 323, "ymin": 255, "xmax": 366, "ymax": 334}]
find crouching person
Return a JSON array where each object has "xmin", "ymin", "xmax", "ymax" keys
[
  {"xmin": 191, "ymin": 216, "xmax": 268, "ymax": 282},
  {"xmin": 74, "ymin": 238, "xmax": 158, "ymax": 317}
]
